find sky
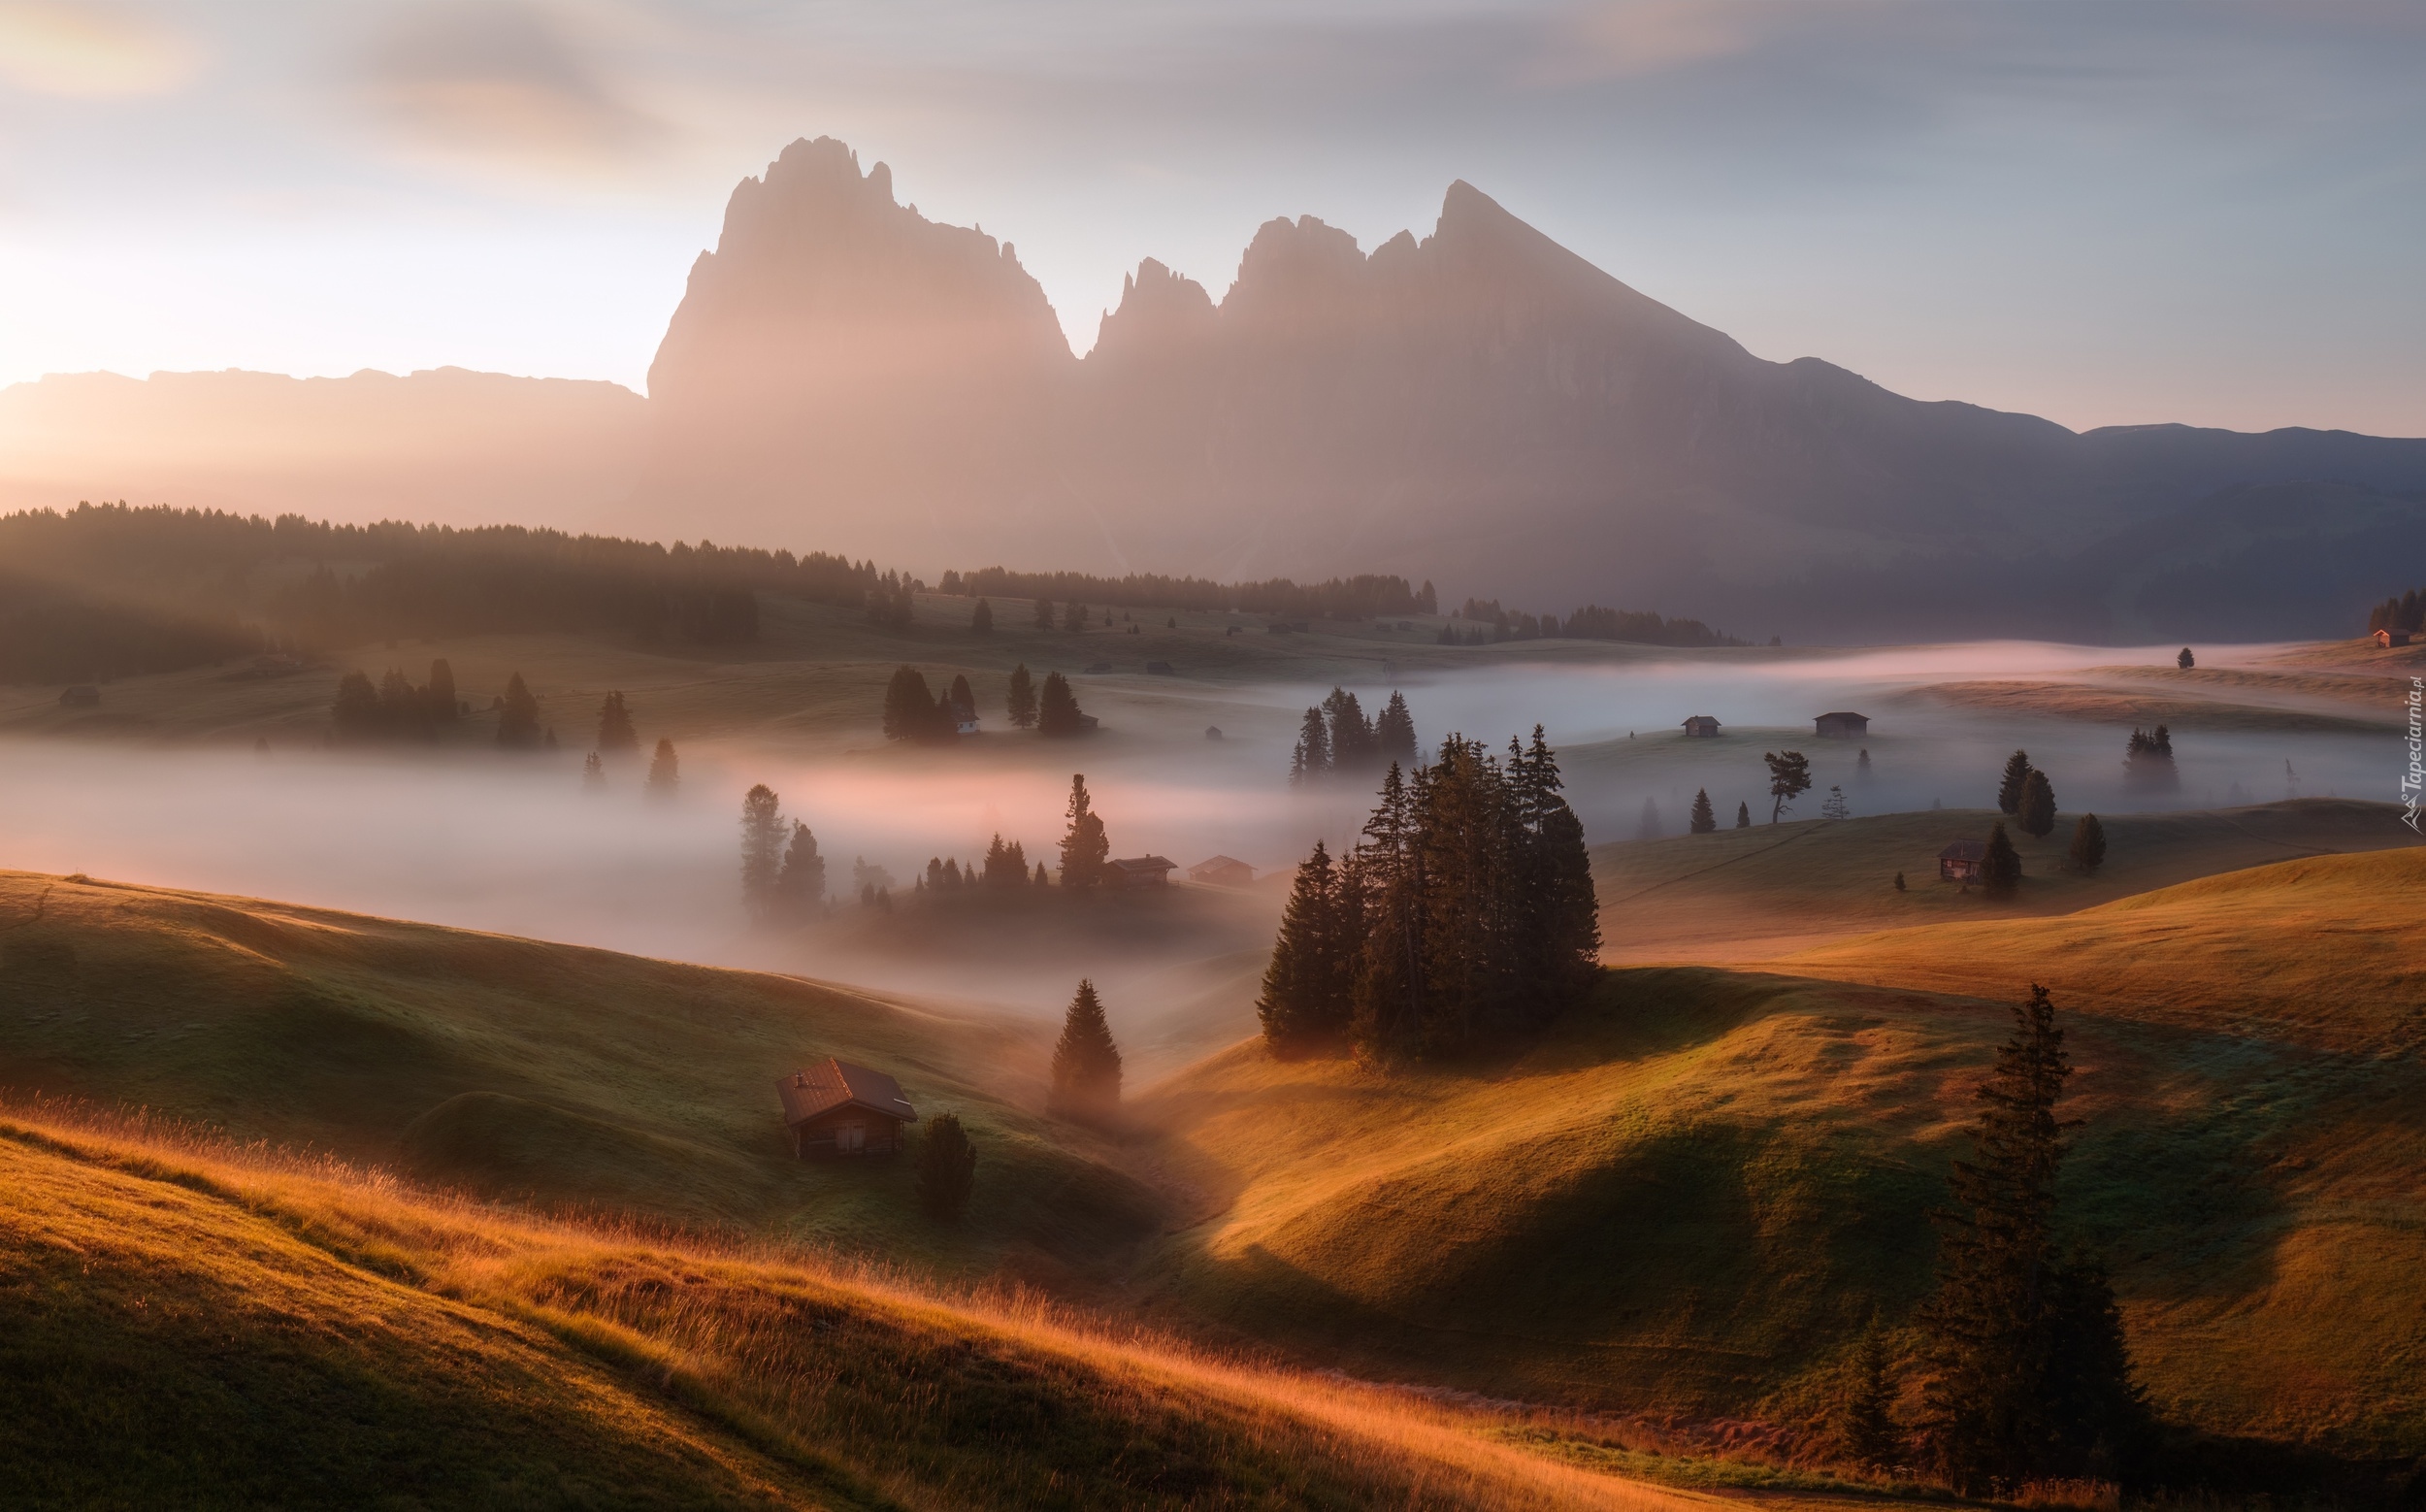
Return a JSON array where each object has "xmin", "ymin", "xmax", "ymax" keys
[{"xmin": 0, "ymin": 0, "xmax": 2419, "ymax": 437}]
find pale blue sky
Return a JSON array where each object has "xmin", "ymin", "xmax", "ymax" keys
[{"xmin": 0, "ymin": 0, "xmax": 2418, "ymax": 435}]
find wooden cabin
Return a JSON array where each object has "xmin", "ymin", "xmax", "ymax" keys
[
  {"xmin": 1108, "ymin": 855, "xmax": 1176, "ymax": 887},
  {"xmin": 1814, "ymin": 711, "xmax": 1871, "ymax": 739},
  {"xmin": 1681, "ymin": 715, "xmax": 1721, "ymax": 738},
  {"xmin": 775, "ymin": 1058, "xmax": 917, "ymax": 1158},
  {"xmin": 2376, "ymin": 629, "xmax": 2410, "ymax": 647},
  {"xmin": 1187, "ymin": 855, "xmax": 1254, "ymax": 886},
  {"xmin": 1938, "ymin": 839, "xmax": 1987, "ymax": 883}
]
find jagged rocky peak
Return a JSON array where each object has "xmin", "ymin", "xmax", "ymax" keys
[{"xmin": 1091, "ymin": 258, "xmax": 1215, "ymax": 360}]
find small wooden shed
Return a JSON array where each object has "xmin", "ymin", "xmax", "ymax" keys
[
  {"xmin": 1681, "ymin": 715, "xmax": 1721, "ymax": 738},
  {"xmin": 2376, "ymin": 629, "xmax": 2410, "ymax": 648},
  {"xmin": 1108, "ymin": 855, "xmax": 1176, "ymax": 887},
  {"xmin": 1187, "ymin": 855, "xmax": 1254, "ymax": 886},
  {"xmin": 1938, "ymin": 839, "xmax": 1987, "ymax": 883},
  {"xmin": 776, "ymin": 1058, "xmax": 917, "ymax": 1158},
  {"xmin": 1814, "ymin": 711, "xmax": 1870, "ymax": 739}
]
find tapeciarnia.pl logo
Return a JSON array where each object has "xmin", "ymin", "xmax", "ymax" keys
[{"xmin": 2405, "ymin": 676, "xmax": 2423, "ymax": 833}]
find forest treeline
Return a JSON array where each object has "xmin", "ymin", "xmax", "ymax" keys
[
  {"xmin": 0, "ymin": 502, "xmax": 882, "ymax": 682},
  {"xmin": 1450, "ymin": 597, "xmax": 1741, "ymax": 647},
  {"xmin": 937, "ymin": 567, "xmax": 1436, "ymax": 621}
]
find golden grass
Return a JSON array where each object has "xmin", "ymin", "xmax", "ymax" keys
[
  {"xmin": 1902, "ymin": 681, "xmax": 2388, "ymax": 733},
  {"xmin": 0, "ymin": 1095, "xmax": 1728, "ymax": 1511}
]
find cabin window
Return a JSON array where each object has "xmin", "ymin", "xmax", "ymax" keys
[{"xmin": 836, "ymin": 1122, "xmax": 866, "ymax": 1153}]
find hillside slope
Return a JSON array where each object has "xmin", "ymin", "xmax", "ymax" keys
[
  {"xmin": 0, "ymin": 1105, "xmax": 1703, "ymax": 1511},
  {"xmin": 1590, "ymin": 799, "xmax": 2413, "ymax": 961},
  {"xmin": 0, "ymin": 870, "xmax": 1158, "ymax": 1277}
]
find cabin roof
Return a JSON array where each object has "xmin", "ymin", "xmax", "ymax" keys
[
  {"xmin": 1190, "ymin": 855, "xmax": 1249, "ymax": 871},
  {"xmin": 1938, "ymin": 839, "xmax": 1987, "ymax": 861},
  {"xmin": 1816, "ymin": 711, "xmax": 1870, "ymax": 721},
  {"xmin": 1108, "ymin": 855, "xmax": 1175, "ymax": 874},
  {"xmin": 775, "ymin": 1057, "xmax": 917, "ymax": 1127}
]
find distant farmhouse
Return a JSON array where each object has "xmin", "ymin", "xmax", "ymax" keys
[
  {"xmin": 1187, "ymin": 855, "xmax": 1255, "ymax": 886},
  {"xmin": 1108, "ymin": 855, "xmax": 1176, "ymax": 887},
  {"xmin": 1938, "ymin": 839, "xmax": 1986, "ymax": 883},
  {"xmin": 776, "ymin": 1058, "xmax": 916, "ymax": 1157},
  {"xmin": 1681, "ymin": 715, "xmax": 1721, "ymax": 738},
  {"xmin": 2377, "ymin": 629, "xmax": 2410, "ymax": 647},
  {"xmin": 1814, "ymin": 711, "xmax": 1870, "ymax": 739}
]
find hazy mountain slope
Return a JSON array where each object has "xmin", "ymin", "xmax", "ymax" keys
[{"xmin": 0, "ymin": 366, "xmax": 643, "ymax": 531}]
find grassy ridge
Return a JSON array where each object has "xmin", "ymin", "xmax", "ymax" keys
[
  {"xmin": 0, "ymin": 1101, "xmax": 1711, "ymax": 1511},
  {"xmin": 1133, "ymin": 849, "xmax": 2426, "ymax": 1461},
  {"xmin": 0, "ymin": 870, "xmax": 1158, "ymax": 1277},
  {"xmin": 1590, "ymin": 799, "xmax": 2413, "ymax": 961}
]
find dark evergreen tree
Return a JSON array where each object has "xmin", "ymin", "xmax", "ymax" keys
[
  {"xmin": 946, "ymin": 674, "xmax": 975, "ymax": 721},
  {"xmin": 1323, "ymin": 688, "xmax": 1374, "ymax": 766},
  {"xmin": 739, "ymin": 784, "xmax": 785, "ymax": 920},
  {"xmin": 596, "ymin": 690, "xmax": 638, "ymax": 752},
  {"xmin": 2177, "ymin": 646, "xmax": 2194, "ymax": 670},
  {"xmin": 1350, "ymin": 762, "xmax": 1425, "ymax": 1057},
  {"xmin": 883, "ymin": 666, "xmax": 952, "ymax": 742},
  {"xmin": 1513, "ymin": 726, "xmax": 1601, "ymax": 1011},
  {"xmin": 1037, "ymin": 671, "xmax": 1087, "ymax": 736},
  {"xmin": 2016, "ymin": 769, "xmax": 2057, "ymax": 838},
  {"xmin": 1997, "ymin": 749, "xmax": 2033, "ymax": 815},
  {"xmin": 1856, "ymin": 746, "xmax": 1872, "ymax": 781},
  {"xmin": 1006, "ymin": 663, "xmax": 1037, "ymax": 729},
  {"xmin": 1982, "ymin": 820, "xmax": 2022, "ymax": 900},
  {"xmin": 1688, "ymin": 788, "xmax": 1717, "ymax": 834},
  {"xmin": 1047, "ymin": 979, "xmax": 1123, "ymax": 1120},
  {"xmin": 1289, "ymin": 706, "xmax": 1331, "ymax": 783},
  {"xmin": 2067, "ymin": 813, "xmax": 2108, "ymax": 875},
  {"xmin": 1764, "ymin": 749, "xmax": 1813, "ymax": 822},
  {"xmin": 1838, "ymin": 1326, "xmax": 1902, "ymax": 1473},
  {"xmin": 777, "ymin": 821, "xmax": 826, "ymax": 916},
  {"xmin": 646, "ymin": 737, "xmax": 678, "ymax": 794},
  {"xmin": 427, "ymin": 658, "xmax": 458, "ymax": 722},
  {"xmin": 496, "ymin": 673, "xmax": 541, "ymax": 748},
  {"xmin": 1917, "ymin": 986, "xmax": 2146, "ymax": 1491},
  {"xmin": 1057, "ymin": 773, "xmax": 1109, "ymax": 889},
  {"xmin": 2123, "ymin": 727, "xmax": 2180, "ymax": 792},
  {"xmin": 1033, "ymin": 861, "xmax": 1049, "ymax": 886},
  {"xmin": 1375, "ymin": 691, "xmax": 1417, "ymax": 761},
  {"xmin": 582, "ymin": 750, "xmax": 604, "ymax": 787},
  {"xmin": 1258, "ymin": 840, "xmax": 1352, "ymax": 1053},
  {"xmin": 915, "ymin": 1112, "xmax": 977, "ymax": 1221},
  {"xmin": 970, "ymin": 598, "xmax": 993, "ymax": 634},
  {"xmin": 1736, "ymin": 801, "xmax": 1751, "ymax": 828}
]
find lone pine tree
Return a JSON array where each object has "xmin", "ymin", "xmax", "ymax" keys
[
  {"xmin": 1689, "ymin": 788, "xmax": 1717, "ymax": 834},
  {"xmin": 1736, "ymin": 801, "xmax": 1751, "ymax": 829},
  {"xmin": 739, "ymin": 784, "xmax": 786, "ymax": 921},
  {"xmin": 1290, "ymin": 706, "xmax": 1331, "ymax": 783},
  {"xmin": 776, "ymin": 821, "xmax": 825, "ymax": 915},
  {"xmin": 1037, "ymin": 672, "xmax": 1087, "ymax": 736},
  {"xmin": 596, "ymin": 691, "xmax": 638, "ymax": 753},
  {"xmin": 646, "ymin": 738, "xmax": 678, "ymax": 794},
  {"xmin": 970, "ymin": 598, "xmax": 993, "ymax": 634},
  {"xmin": 1918, "ymin": 985, "xmax": 2145, "ymax": 1491},
  {"xmin": 1057, "ymin": 773, "xmax": 1109, "ymax": 889},
  {"xmin": 1048, "ymin": 979, "xmax": 1123, "ymax": 1121},
  {"xmin": 1764, "ymin": 749, "xmax": 1813, "ymax": 822},
  {"xmin": 1982, "ymin": 821, "xmax": 2022, "ymax": 900},
  {"xmin": 2016, "ymin": 769, "xmax": 2057, "ymax": 838},
  {"xmin": 1997, "ymin": 749, "xmax": 2033, "ymax": 815},
  {"xmin": 915, "ymin": 1113, "xmax": 977, "ymax": 1222},
  {"xmin": 1006, "ymin": 663, "xmax": 1036, "ymax": 728},
  {"xmin": 497, "ymin": 673, "xmax": 542, "ymax": 748},
  {"xmin": 2067, "ymin": 813, "xmax": 2108, "ymax": 875}
]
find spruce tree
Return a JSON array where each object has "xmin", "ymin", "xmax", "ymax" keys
[
  {"xmin": 1006, "ymin": 663, "xmax": 1037, "ymax": 728},
  {"xmin": 915, "ymin": 1112, "xmax": 977, "ymax": 1221},
  {"xmin": 1351, "ymin": 763, "xmax": 1425, "ymax": 1057},
  {"xmin": 1259, "ymin": 841, "xmax": 1351, "ymax": 1053},
  {"xmin": 947, "ymin": 674, "xmax": 976, "ymax": 725},
  {"xmin": 1689, "ymin": 788, "xmax": 1717, "ymax": 834},
  {"xmin": 1982, "ymin": 820, "xmax": 2022, "ymax": 900},
  {"xmin": 1917, "ymin": 986, "xmax": 2145, "ymax": 1491},
  {"xmin": 882, "ymin": 666, "xmax": 938, "ymax": 741},
  {"xmin": 777, "ymin": 821, "xmax": 825, "ymax": 916},
  {"xmin": 2067, "ymin": 813, "xmax": 2108, "ymax": 875},
  {"xmin": 1057, "ymin": 773, "xmax": 1109, "ymax": 889},
  {"xmin": 1515, "ymin": 726, "xmax": 1601, "ymax": 1011},
  {"xmin": 1765, "ymin": 749, "xmax": 1813, "ymax": 822},
  {"xmin": 1375, "ymin": 691, "xmax": 1417, "ymax": 761},
  {"xmin": 1323, "ymin": 688, "xmax": 1373, "ymax": 766},
  {"xmin": 497, "ymin": 673, "xmax": 541, "ymax": 748},
  {"xmin": 1997, "ymin": 749, "xmax": 2032, "ymax": 815},
  {"xmin": 596, "ymin": 691, "xmax": 638, "ymax": 752},
  {"xmin": 1837, "ymin": 1327, "xmax": 1902, "ymax": 1473},
  {"xmin": 1047, "ymin": 979, "xmax": 1123, "ymax": 1120},
  {"xmin": 1037, "ymin": 671, "xmax": 1087, "ymax": 736},
  {"xmin": 2177, "ymin": 646, "xmax": 2194, "ymax": 670},
  {"xmin": 971, "ymin": 599, "xmax": 993, "ymax": 634},
  {"xmin": 1290, "ymin": 706, "xmax": 1331, "ymax": 783},
  {"xmin": 1736, "ymin": 801, "xmax": 1751, "ymax": 829},
  {"xmin": 646, "ymin": 737, "xmax": 678, "ymax": 793},
  {"xmin": 739, "ymin": 784, "xmax": 785, "ymax": 920},
  {"xmin": 2016, "ymin": 769, "xmax": 2057, "ymax": 838},
  {"xmin": 1033, "ymin": 597, "xmax": 1055, "ymax": 628}
]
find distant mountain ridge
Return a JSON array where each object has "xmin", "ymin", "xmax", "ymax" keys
[{"xmin": 635, "ymin": 138, "xmax": 2426, "ymax": 641}]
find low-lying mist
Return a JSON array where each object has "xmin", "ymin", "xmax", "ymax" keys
[{"xmin": 0, "ymin": 641, "xmax": 2398, "ymax": 1068}]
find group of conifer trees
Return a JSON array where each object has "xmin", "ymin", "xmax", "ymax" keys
[
  {"xmin": 1289, "ymin": 688, "xmax": 1416, "ymax": 782},
  {"xmin": 882, "ymin": 664, "xmax": 1089, "ymax": 742},
  {"xmin": 331, "ymin": 658, "xmax": 461, "ymax": 740},
  {"xmin": 1996, "ymin": 749, "xmax": 2059, "ymax": 838},
  {"xmin": 2365, "ymin": 588, "xmax": 2426, "ymax": 636},
  {"xmin": 1983, "ymin": 749, "xmax": 2109, "ymax": 888},
  {"xmin": 1840, "ymin": 986, "xmax": 2146, "ymax": 1490},
  {"xmin": 738, "ymin": 784, "xmax": 826, "ymax": 924},
  {"xmin": 2123, "ymin": 725, "xmax": 2179, "ymax": 792},
  {"xmin": 1261, "ymin": 729, "xmax": 1599, "ymax": 1059},
  {"xmin": 909, "ymin": 837, "xmax": 1050, "ymax": 895},
  {"xmin": 579, "ymin": 692, "xmax": 678, "ymax": 793}
]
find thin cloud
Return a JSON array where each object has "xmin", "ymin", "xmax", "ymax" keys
[
  {"xmin": 0, "ymin": 1, "xmax": 200, "ymax": 97},
  {"xmin": 359, "ymin": 1, "xmax": 668, "ymax": 176}
]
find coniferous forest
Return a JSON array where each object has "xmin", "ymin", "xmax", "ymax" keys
[{"xmin": 1261, "ymin": 728, "xmax": 1599, "ymax": 1059}]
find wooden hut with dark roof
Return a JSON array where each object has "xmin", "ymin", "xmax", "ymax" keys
[{"xmin": 775, "ymin": 1057, "xmax": 918, "ymax": 1157}]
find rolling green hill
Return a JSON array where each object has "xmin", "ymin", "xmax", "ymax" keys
[
  {"xmin": 1132, "ymin": 849, "xmax": 2426, "ymax": 1468},
  {"xmin": 0, "ymin": 869, "xmax": 1156, "ymax": 1278},
  {"xmin": 1590, "ymin": 799, "xmax": 2414, "ymax": 961}
]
